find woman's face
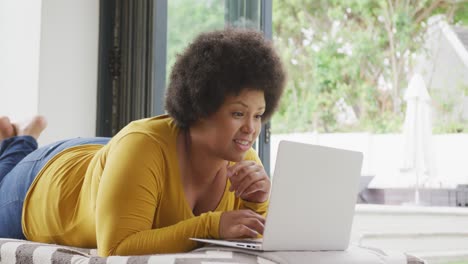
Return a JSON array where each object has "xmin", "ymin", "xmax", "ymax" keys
[{"xmin": 195, "ymin": 89, "xmax": 265, "ymax": 162}]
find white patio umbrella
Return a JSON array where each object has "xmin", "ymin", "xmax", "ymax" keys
[{"xmin": 400, "ymin": 73, "xmax": 437, "ymax": 203}]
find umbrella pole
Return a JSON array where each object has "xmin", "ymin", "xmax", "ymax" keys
[
  {"xmin": 414, "ymin": 185, "xmax": 420, "ymax": 204},
  {"xmin": 414, "ymin": 164, "xmax": 421, "ymax": 205}
]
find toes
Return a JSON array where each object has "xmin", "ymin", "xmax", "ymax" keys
[
  {"xmin": 0, "ymin": 116, "xmax": 15, "ymax": 140},
  {"xmin": 13, "ymin": 115, "xmax": 48, "ymax": 140}
]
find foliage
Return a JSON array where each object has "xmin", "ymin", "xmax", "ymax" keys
[
  {"xmin": 431, "ymin": 84, "xmax": 468, "ymax": 133},
  {"xmin": 166, "ymin": 0, "xmax": 224, "ymax": 81},
  {"xmin": 272, "ymin": 0, "xmax": 468, "ymax": 133}
]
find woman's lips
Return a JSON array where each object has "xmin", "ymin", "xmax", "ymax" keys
[{"xmin": 233, "ymin": 139, "xmax": 251, "ymax": 151}]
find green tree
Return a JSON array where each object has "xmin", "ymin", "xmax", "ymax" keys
[{"xmin": 272, "ymin": 0, "xmax": 468, "ymax": 133}]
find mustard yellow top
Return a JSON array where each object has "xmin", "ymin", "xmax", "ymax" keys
[{"xmin": 22, "ymin": 115, "xmax": 268, "ymax": 256}]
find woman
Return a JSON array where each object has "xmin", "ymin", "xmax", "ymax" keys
[{"xmin": 0, "ymin": 28, "xmax": 286, "ymax": 256}]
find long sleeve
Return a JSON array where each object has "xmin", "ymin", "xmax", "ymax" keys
[
  {"xmin": 95, "ymin": 133, "xmax": 220, "ymax": 256},
  {"xmin": 112, "ymin": 211, "xmax": 221, "ymax": 255}
]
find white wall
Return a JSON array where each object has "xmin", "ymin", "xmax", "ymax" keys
[
  {"xmin": 0, "ymin": 0, "xmax": 99, "ymax": 146},
  {"xmin": 0, "ymin": 0, "xmax": 42, "ymax": 122},
  {"xmin": 38, "ymin": 0, "xmax": 99, "ymax": 145},
  {"xmin": 270, "ymin": 133, "xmax": 468, "ymax": 188}
]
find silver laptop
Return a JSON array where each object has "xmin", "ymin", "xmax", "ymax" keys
[{"xmin": 191, "ymin": 140, "xmax": 363, "ymax": 251}]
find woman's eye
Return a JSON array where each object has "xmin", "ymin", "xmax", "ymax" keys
[
  {"xmin": 232, "ymin": 112, "xmax": 243, "ymax": 117},
  {"xmin": 255, "ymin": 114, "xmax": 263, "ymax": 119}
]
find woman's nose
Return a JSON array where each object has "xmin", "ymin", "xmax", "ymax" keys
[{"xmin": 241, "ymin": 118, "xmax": 255, "ymax": 134}]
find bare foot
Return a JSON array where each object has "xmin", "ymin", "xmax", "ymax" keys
[
  {"xmin": 0, "ymin": 116, "xmax": 15, "ymax": 140},
  {"xmin": 13, "ymin": 115, "xmax": 48, "ymax": 140}
]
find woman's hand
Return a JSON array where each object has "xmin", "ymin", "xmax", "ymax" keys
[
  {"xmin": 219, "ymin": 210, "xmax": 265, "ymax": 239},
  {"xmin": 227, "ymin": 161, "xmax": 271, "ymax": 203}
]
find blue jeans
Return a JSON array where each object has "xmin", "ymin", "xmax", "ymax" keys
[{"xmin": 0, "ymin": 136, "xmax": 110, "ymax": 239}]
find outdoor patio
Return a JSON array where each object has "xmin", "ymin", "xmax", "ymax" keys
[
  {"xmin": 270, "ymin": 133, "xmax": 468, "ymax": 189},
  {"xmin": 270, "ymin": 133, "xmax": 468, "ymax": 263}
]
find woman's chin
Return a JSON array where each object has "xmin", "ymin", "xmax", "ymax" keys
[{"xmin": 225, "ymin": 153, "xmax": 245, "ymax": 163}]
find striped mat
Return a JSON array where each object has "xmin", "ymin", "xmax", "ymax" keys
[
  {"xmin": 0, "ymin": 238, "xmax": 266, "ymax": 264},
  {"xmin": 0, "ymin": 238, "xmax": 424, "ymax": 264}
]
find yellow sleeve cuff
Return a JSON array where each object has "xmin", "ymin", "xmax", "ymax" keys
[
  {"xmin": 206, "ymin": 211, "xmax": 223, "ymax": 238},
  {"xmin": 240, "ymin": 199, "xmax": 269, "ymax": 216}
]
